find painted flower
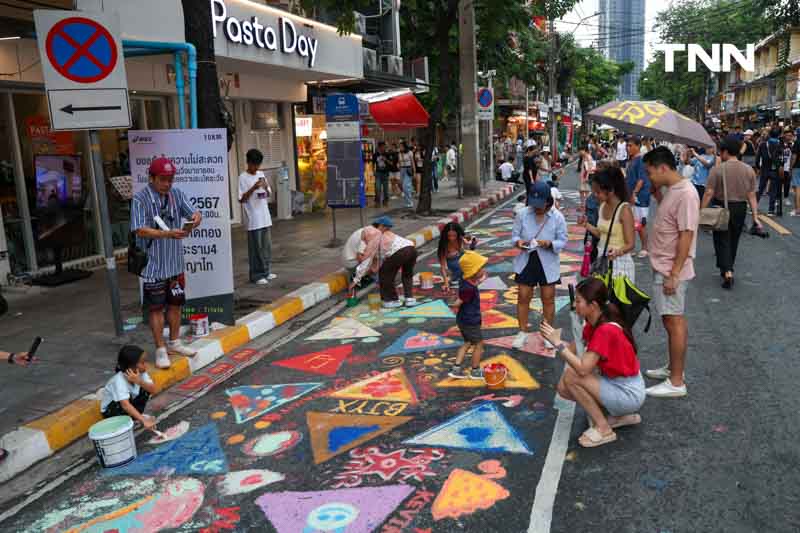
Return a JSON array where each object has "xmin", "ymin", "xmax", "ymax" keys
[{"xmin": 362, "ymin": 377, "xmax": 403, "ymax": 398}]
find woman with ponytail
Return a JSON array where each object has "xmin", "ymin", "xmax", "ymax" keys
[{"xmin": 540, "ymin": 278, "xmax": 645, "ymax": 448}]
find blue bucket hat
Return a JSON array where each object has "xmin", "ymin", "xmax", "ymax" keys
[
  {"xmin": 372, "ymin": 215, "xmax": 394, "ymax": 228},
  {"xmin": 527, "ymin": 181, "xmax": 552, "ymax": 209}
]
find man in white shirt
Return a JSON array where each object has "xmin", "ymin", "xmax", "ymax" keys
[
  {"xmin": 238, "ymin": 149, "xmax": 276, "ymax": 285},
  {"xmin": 445, "ymin": 143, "xmax": 457, "ymax": 181},
  {"xmin": 615, "ymin": 134, "xmax": 628, "ymax": 166},
  {"xmin": 498, "ymin": 157, "xmax": 515, "ymax": 181}
]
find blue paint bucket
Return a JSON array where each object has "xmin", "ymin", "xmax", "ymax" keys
[{"xmin": 88, "ymin": 415, "xmax": 137, "ymax": 468}]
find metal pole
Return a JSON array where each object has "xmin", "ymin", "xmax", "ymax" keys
[
  {"xmin": 89, "ymin": 130, "xmax": 124, "ymax": 338},
  {"xmin": 488, "ymin": 71, "xmax": 494, "ymax": 181},
  {"xmin": 549, "ymin": 18, "xmax": 558, "ymax": 157},
  {"xmin": 6, "ymin": 93, "xmax": 37, "ymax": 272},
  {"xmin": 457, "ymin": 111, "xmax": 463, "ymax": 199}
]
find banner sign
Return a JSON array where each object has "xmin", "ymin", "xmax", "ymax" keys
[
  {"xmin": 325, "ymin": 94, "xmax": 365, "ymax": 208},
  {"xmin": 129, "ymin": 128, "xmax": 234, "ymax": 324}
]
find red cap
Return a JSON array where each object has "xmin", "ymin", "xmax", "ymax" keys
[{"xmin": 149, "ymin": 157, "xmax": 176, "ymax": 177}]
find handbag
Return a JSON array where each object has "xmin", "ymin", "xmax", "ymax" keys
[
  {"xmin": 127, "ymin": 231, "xmax": 152, "ymax": 276},
  {"xmin": 590, "ymin": 201, "xmax": 624, "ymax": 276},
  {"xmin": 699, "ymin": 161, "xmax": 730, "ymax": 231}
]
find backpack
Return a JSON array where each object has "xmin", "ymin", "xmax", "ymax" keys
[{"xmin": 767, "ymin": 140, "xmax": 783, "ymax": 172}]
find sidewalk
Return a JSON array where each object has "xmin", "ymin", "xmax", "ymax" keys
[{"xmin": 0, "ymin": 179, "xmax": 518, "ymax": 482}]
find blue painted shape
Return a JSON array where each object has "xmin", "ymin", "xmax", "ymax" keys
[
  {"xmin": 383, "ymin": 299, "xmax": 456, "ymax": 319},
  {"xmin": 379, "ymin": 329, "xmax": 462, "ymax": 357},
  {"xmin": 107, "ymin": 423, "xmax": 228, "ymax": 476},
  {"xmin": 328, "ymin": 425, "xmax": 379, "ymax": 453},
  {"xmin": 485, "ymin": 261, "xmax": 515, "ymax": 273},
  {"xmin": 226, "ymin": 382, "xmax": 322, "ymax": 424},
  {"xmin": 403, "ymin": 402, "xmax": 533, "ymax": 454}
]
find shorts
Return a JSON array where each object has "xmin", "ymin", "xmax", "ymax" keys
[
  {"xmin": 599, "ymin": 373, "xmax": 645, "ymax": 416},
  {"xmin": 634, "ymin": 206, "xmax": 649, "ymax": 225},
  {"xmin": 458, "ymin": 322, "xmax": 483, "ymax": 344},
  {"xmin": 792, "ymin": 168, "xmax": 800, "ymax": 187},
  {"xmin": 652, "ymin": 272, "xmax": 688, "ymax": 316},
  {"xmin": 143, "ymin": 274, "xmax": 186, "ymax": 310},
  {"xmin": 516, "ymin": 252, "xmax": 559, "ymax": 287}
]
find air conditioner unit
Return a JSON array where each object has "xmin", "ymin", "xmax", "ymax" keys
[
  {"xmin": 354, "ymin": 11, "xmax": 367, "ymax": 35},
  {"xmin": 363, "ymin": 48, "xmax": 378, "ymax": 72},
  {"xmin": 380, "ymin": 54, "xmax": 403, "ymax": 76}
]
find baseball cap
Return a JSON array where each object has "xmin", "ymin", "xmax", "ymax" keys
[
  {"xmin": 527, "ymin": 180, "xmax": 552, "ymax": 209},
  {"xmin": 372, "ymin": 215, "xmax": 394, "ymax": 228},
  {"xmin": 459, "ymin": 251, "xmax": 488, "ymax": 280},
  {"xmin": 744, "ymin": 129, "xmax": 754, "ymax": 135},
  {"xmin": 149, "ymin": 157, "xmax": 176, "ymax": 177}
]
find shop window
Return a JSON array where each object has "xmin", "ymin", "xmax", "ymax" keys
[
  {"xmin": 1, "ymin": 94, "xmax": 28, "ymax": 275},
  {"xmin": 295, "ymin": 112, "xmax": 327, "ymax": 211}
]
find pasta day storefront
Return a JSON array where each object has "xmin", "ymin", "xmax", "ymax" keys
[{"xmin": 0, "ymin": 0, "xmax": 363, "ymax": 281}]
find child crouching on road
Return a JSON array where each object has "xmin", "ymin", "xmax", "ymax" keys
[
  {"xmin": 448, "ymin": 251, "xmax": 488, "ymax": 379},
  {"xmin": 101, "ymin": 345, "xmax": 158, "ymax": 430}
]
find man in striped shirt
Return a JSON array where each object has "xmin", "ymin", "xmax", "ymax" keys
[{"xmin": 131, "ymin": 157, "xmax": 202, "ymax": 369}]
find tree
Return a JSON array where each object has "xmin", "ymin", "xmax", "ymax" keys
[{"xmin": 572, "ymin": 46, "xmax": 633, "ymax": 119}]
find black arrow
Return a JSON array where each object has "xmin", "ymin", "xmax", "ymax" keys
[{"xmin": 60, "ymin": 104, "xmax": 122, "ymax": 115}]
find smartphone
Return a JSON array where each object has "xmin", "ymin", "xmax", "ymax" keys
[
  {"xmin": 27, "ymin": 336, "xmax": 42, "ymax": 361},
  {"xmin": 182, "ymin": 221, "xmax": 194, "ymax": 233}
]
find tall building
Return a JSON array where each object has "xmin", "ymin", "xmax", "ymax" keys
[{"xmin": 598, "ymin": 0, "xmax": 645, "ymax": 100}]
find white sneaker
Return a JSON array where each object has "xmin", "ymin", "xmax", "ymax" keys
[
  {"xmin": 256, "ymin": 278, "xmax": 269, "ymax": 285},
  {"xmin": 790, "ymin": 210, "xmax": 798, "ymax": 217},
  {"xmin": 382, "ymin": 300, "xmax": 402, "ymax": 309},
  {"xmin": 404, "ymin": 298, "xmax": 418, "ymax": 307},
  {"xmin": 644, "ymin": 364, "xmax": 671, "ymax": 380},
  {"xmin": 512, "ymin": 332, "xmax": 528, "ymax": 349},
  {"xmin": 155, "ymin": 347, "xmax": 171, "ymax": 369},
  {"xmin": 637, "ymin": 250, "xmax": 649, "ymax": 258},
  {"xmin": 646, "ymin": 379, "xmax": 687, "ymax": 398},
  {"xmin": 267, "ymin": 273, "xmax": 277, "ymax": 280},
  {"xmin": 168, "ymin": 339, "xmax": 197, "ymax": 357}
]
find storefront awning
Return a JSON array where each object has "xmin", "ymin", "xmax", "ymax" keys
[{"xmin": 362, "ymin": 90, "xmax": 430, "ymax": 131}]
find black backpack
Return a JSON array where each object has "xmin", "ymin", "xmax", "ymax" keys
[{"xmin": 767, "ymin": 140, "xmax": 783, "ymax": 172}]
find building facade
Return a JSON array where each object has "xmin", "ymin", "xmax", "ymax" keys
[{"xmin": 598, "ymin": 0, "xmax": 645, "ymax": 100}]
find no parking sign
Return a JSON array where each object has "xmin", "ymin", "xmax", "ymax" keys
[
  {"xmin": 476, "ymin": 87, "xmax": 494, "ymax": 121},
  {"xmin": 34, "ymin": 10, "xmax": 131, "ymax": 131}
]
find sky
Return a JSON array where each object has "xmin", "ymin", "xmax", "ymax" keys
[{"xmin": 558, "ymin": 0, "xmax": 664, "ymax": 65}]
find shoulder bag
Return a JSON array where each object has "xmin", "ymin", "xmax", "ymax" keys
[
  {"xmin": 590, "ymin": 201, "xmax": 624, "ymax": 276},
  {"xmin": 699, "ymin": 162, "xmax": 729, "ymax": 231},
  {"xmin": 127, "ymin": 232, "xmax": 152, "ymax": 276}
]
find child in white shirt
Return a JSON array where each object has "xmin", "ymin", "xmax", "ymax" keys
[{"xmin": 101, "ymin": 345, "xmax": 158, "ymax": 430}]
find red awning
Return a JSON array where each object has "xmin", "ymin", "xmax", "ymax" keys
[{"xmin": 368, "ymin": 92, "xmax": 430, "ymax": 131}]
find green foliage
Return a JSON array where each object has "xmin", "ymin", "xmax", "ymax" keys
[{"xmin": 572, "ymin": 46, "xmax": 633, "ymax": 111}]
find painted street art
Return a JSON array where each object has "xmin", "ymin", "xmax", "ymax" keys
[
  {"xmin": 330, "ymin": 367, "xmax": 419, "ymax": 404},
  {"xmin": 272, "ymin": 345, "xmax": 353, "ymax": 376},
  {"xmin": 403, "ymin": 402, "xmax": 533, "ymax": 455},
  {"xmin": 408, "ymin": 352, "xmax": 459, "ymax": 374},
  {"xmin": 443, "ymin": 309, "xmax": 518, "ymax": 336},
  {"xmin": 257, "ymin": 485, "xmax": 415, "ymax": 533},
  {"xmin": 501, "ymin": 288, "xmax": 571, "ymax": 314},
  {"xmin": 436, "ymin": 353, "xmax": 540, "ymax": 389},
  {"xmin": 470, "ymin": 393, "xmax": 524, "ymax": 407},
  {"xmin": 226, "ymin": 382, "xmax": 322, "ymax": 423},
  {"xmin": 326, "ymin": 446, "xmax": 446, "ymax": 488},
  {"xmin": 306, "ymin": 411, "xmax": 413, "ymax": 464},
  {"xmin": 383, "ymin": 299, "xmax": 456, "ymax": 319},
  {"xmin": 494, "ymin": 248, "xmax": 523, "ymax": 258},
  {"xmin": 307, "ymin": 317, "xmax": 382, "ymax": 341},
  {"xmin": 479, "ymin": 276, "xmax": 509, "ymax": 291},
  {"xmin": 485, "ymin": 332, "xmax": 558, "ymax": 358},
  {"xmin": 242, "ymin": 430, "xmax": 303, "ymax": 457},
  {"xmin": 378, "ymin": 487, "xmax": 436, "ymax": 532},
  {"xmin": 431, "ymin": 467, "xmax": 510, "ymax": 521},
  {"xmin": 147, "ymin": 420, "xmax": 190, "ymax": 444},
  {"xmin": 218, "ymin": 469, "xmax": 284, "ymax": 496},
  {"xmin": 331, "ymin": 399, "xmax": 411, "ymax": 416},
  {"xmin": 485, "ymin": 260, "xmax": 514, "ymax": 273},
  {"xmin": 556, "ymin": 275, "xmax": 579, "ymax": 290},
  {"xmin": 380, "ymin": 329, "xmax": 462, "ymax": 357},
  {"xmin": 108, "ymin": 423, "xmax": 228, "ymax": 476}
]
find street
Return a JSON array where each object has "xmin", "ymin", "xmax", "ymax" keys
[{"xmin": 2, "ymin": 165, "xmax": 800, "ymax": 532}]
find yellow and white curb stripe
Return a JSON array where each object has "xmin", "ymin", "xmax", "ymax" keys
[{"xmin": 0, "ymin": 184, "xmax": 516, "ymax": 483}]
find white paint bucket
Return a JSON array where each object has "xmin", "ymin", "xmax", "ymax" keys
[
  {"xmin": 88, "ymin": 415, "xmax": 137, "ymax": 468},
  {"xmin": 190, "ymin": 313, "xmax": 209, "ymax": 337}
]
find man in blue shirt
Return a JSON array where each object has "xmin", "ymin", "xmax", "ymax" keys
[
  {"xmin": 690, "ymin": 146, "xmax": 715, "ymax": 200},
  {"xmin": 626, "ymin": 136, "xmax": 651, "ymax": 258},
  {"xmin": 131, "ymin": 157, "xmax": 202, "ymax": 369}
]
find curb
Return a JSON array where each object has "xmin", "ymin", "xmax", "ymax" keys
[{"xmin": 0, "ymin": 184, "xmax": 517, "ymax": 483}]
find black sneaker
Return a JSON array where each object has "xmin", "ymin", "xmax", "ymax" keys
[
  {"xmin": 448, "ymin": 366, "xmax": 467, "ymax": 379},
  {"xmin": 468, "ymin": 367, "xmax": 483, "ymax": 380}
]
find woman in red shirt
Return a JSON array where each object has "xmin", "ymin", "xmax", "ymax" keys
[{"xmin": 541, "ymin": 278, "xmax": 645, "ymax": 447}]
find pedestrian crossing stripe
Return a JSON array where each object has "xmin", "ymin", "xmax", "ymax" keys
[
  {"xmin": 383, "ymin": 299, "xmax": 456, "ymax": 319},
  {"xmin": 328, "ymin": 367, "xmax": 419, "ymax": 404},
  {"xmin": 306, "ymin": 411, "xmax": 413, "ymax": 464},
  {"xmin": 435, "ymin": 354, "xmax": 540, "ymax": 389},
  {"xmin": 380, "ymin": 329, "xmax": 462, "ymax": 356}
]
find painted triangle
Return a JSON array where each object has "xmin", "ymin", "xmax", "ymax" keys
[
  {"xmin": 479, "ymin": 276, "xmax": 509, "ymax": 291},
  {"xmin": 257, "ymin": 484, "xmax": 415, "ymax": 533},
  {"xmin": 484, "ymin": 331, "xmax": 559, "ymax": 358},
  {"xmin": 107, "ymin": 423, "xmax": 228, "ymax": 476},
  {"xmin": 329, "ymin": 367, "xmax": 419, "ymax": 404},
  {"xmin": 403, "ymin": 402, "xmax": 532, "ymax": 454},
  {"xmin": 485, "ymin": 260, "xmax": 514, "ymax": 273},
  {"xmin": 272, "ymin": 345, "xmax": 352, "ymax": 376},
  {"xmin": 306, "ymin": 317, "xmax": 381, "ymax": 341},
  {"xmin": 431, "ymin": 468, "xmax": 510, "ymax": 521},
  {"xmin": 435, "ymin": 354, "xmax": 540, "ymax": 389},
  {"xmin": 226, "ymin": 382, "xmax": 322, "ymax": 424},
  {"xmin": 383, "ymin": 299, "xmax": 455, "ymax": 319},
  {"xmin": 306, "ymin": 412, "xmax": 413, "ymax": 464},
  {"xmin": 380, "ymin": 329, "xmax": 462, "ymax": 356},
  {"xmin": 443, "ymin": 309, "xmax": 518, "ymax": 336}
]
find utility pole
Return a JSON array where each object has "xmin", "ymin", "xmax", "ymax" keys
[
  {"xmin": 548, "ymin": 17, "xmax": 558, "ymax": 158},
  {"xmin": 487, "ymin": 69, "xmax": 494, "ymax": 183},
  {"xmin": 525, "ymin": 84, "xmax": 530, "ymax": 140},
  {"xmin": 459, "ymin": 0, "xmax": 481, "ymax": 195}
]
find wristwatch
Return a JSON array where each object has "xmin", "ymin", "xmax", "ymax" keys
[
  {"xmin": 7, "ymin": 352, "xmax": 15, "ymax": 364},
  {"xmin": 555, "ymin": 343, "xmax": 566, "ymax": 355}
]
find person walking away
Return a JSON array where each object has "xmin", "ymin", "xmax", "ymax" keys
[
  {"xmin": 578, "ymin": 146, "xmax": 595, "ymax": 205},
  {"xmin": 755, "ymin": 128, "xmax": 783, "ymax": 216},
  {"xmin": 740, "ymin": 130, "xmax": 756, "ymax": 165},
  {"xmin": 101, "ymin": 345, "xmax": 158, "ymax": 431},
  {"xmin": 540, "ymin": 278, "xmax": 645, "ymax": 447},
  {"xmin": 388, "ymin": 143, "xmax": 401, "ymax": 197},
  {"xmin": 413, "ymin": 144, "xmax": 424, "ymax": 196},
  {"xmin": 398, "ymin": 142, "xmax": 415, "ymax": 208},
  {"xmin": 791, "ymin": 130, "xmax": 800, "ymax": 216},
  {"xmin": 445, "ymin": 142, "xmax": 457, "ymax": 182},
  {"xmin": 581, "ymin": 166, "xmax": 636, "ymax": 282},
  {"xmin": 615, "ymin": 134, "xmax": 628, "ymax": 167},
  {"xmin": 238, "ymin": 149, "xmax": 276, "ymax": 286},
  {"xmin": 437, "ymin": 222, "xmax": 476, "ymax": 293},
  {"xmin": 641, "ymin": 147, "xmax": 699, "ymax": 398},
  {"xmin": 689, "ymin": 146, "xmax": 715, "ymax": 200},
  {"xmin": 701, "ymin": 136, "xmax": 763, "ymax": 289},
  {"xmin": 131, "ymin": 157, "xmax": 200, "ymax": 369},
  {"xmin": 431, "ymin": 145, "xmax": 440, "ymax": 192},
  {"xmin": 510, "ymin": 181, "xmax": 568, "ymax": 349},
  {"xmin": 781, "ymin": 130, "xmax": 793, "ymax": 206},
  {"xmin": 350, "ymin": 216, "xmax": 418, "ymax": 308},
  {"xmin": 374, "ymin": 142, "xmax": 390, "ymax": 207},
  {"xmin": 448, "ymin": 251, "xmax": 488, "ymax": 379},
  {"xmin": 499, "ymin": 156, "xmax": 516, "ymax": 183},
  {"xmin": 625, "ymin": 136, "xmax": 651, "ymax": 258}
]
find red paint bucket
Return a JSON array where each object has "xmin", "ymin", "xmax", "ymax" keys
[{"xmin": 483, "ymin": 363, "xmax": 508, "ymax": 390}]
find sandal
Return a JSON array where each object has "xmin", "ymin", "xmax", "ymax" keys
[
  {"xmin": 578, "ymin": 427, "xmax": 617, "ymax": 448},
  {"xmin": 608, "ymin": 413, "xmax": 641, "ymax": 429}
]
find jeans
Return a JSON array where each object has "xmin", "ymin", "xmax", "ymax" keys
[
  {"xmin": 401, "ymin": 167, "xmax": 414, "ymax": 207},
  {"xmin": 712, "ymin": 201, "xmax": 747, "ymax": 274},
  {"xmin": 379, "ymin": 246, "xmax": 418, "ymax": 301},
  {"xmin": 374, "ymin": 170, "xmax": 389, "ymax": 205},
  {"xmin": 693, "ymin": 184, "xmax": 705, "ymax": 201},
  {"xmin": 247, "ymin": 226, "xmax": 272, "ymax": 282},
  {"xmin": 432, "ymin": 167, "xmax": 439, "ymax": 192},
  {"xmin": 768, "ymin": 171, "xmax": 782, "ymax": 214}
]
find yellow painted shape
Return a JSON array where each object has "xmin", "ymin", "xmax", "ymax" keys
[
  {"xmin": 329, "ymin": 367, "xmax": 419, "ymax": 404},
  {"xmin": 146, "ymin": 358, "xmax": 190, "ymax": 391},
  {"xmin": 321, "ymin": 272, "xmax": 349, "ymax": 295},
  {"xmin": 482, "ymin": 309, "xmax": 519, "ymax": 329},
  {"xmin": 227, "ymin": 434, "xmax": 245, "ymax": 445},
  {"xmin": 436, "ymin": 353, "xmax": 540, "ymax": 389},
  {"xmin": 263, "ymin": 296, "xmax": 305, "ymax": 326},
  {"xmin": 422, "ymin": 228, "xmax": 434, "ymax": 241},
  {"xmin": 26, "ymin": 398, "xmax": 102, "ymax": 451},
  {"xmin": 759, "ymin": 216, "xmax": 791, "ymax": 235},
  {"xmin": 431, "ymin": 468, "xmax": 510, "ymax": 521}
]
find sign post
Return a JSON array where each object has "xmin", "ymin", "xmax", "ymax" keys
[{"xmin": 34, "ymin": 9, "xmax": 131, "ymax": 337}]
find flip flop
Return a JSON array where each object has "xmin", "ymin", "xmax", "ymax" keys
[
  {"xmin": 609, "ymin": 413, "xmax": 642, "ymax": 429},
  {"xmin": 578, "ymin": 427, "xmax": 617, "ymax": 448}
]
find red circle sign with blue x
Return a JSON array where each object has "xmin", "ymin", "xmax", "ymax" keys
[{"xmin": 45, "ymin": 17, "xmax": 118, "ymax": 84}]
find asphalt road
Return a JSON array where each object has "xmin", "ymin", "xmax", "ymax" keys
[{"xmin": 2, "ymin": 165, "xmax": 799, "ymax": 532}]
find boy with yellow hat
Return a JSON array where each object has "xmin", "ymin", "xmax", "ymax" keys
[{"xmin": 448, "ymin": 251, "xmax": 488, "ymax": 379}]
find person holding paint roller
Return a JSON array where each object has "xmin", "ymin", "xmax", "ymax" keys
[{"xmin": 100, "ymin": 345, "xmax": 158, "ymax": 431}]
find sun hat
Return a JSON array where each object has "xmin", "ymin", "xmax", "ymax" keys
[{"xmin": 459, "ymin": 251, "xmax": 488, "ymax": 280}]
